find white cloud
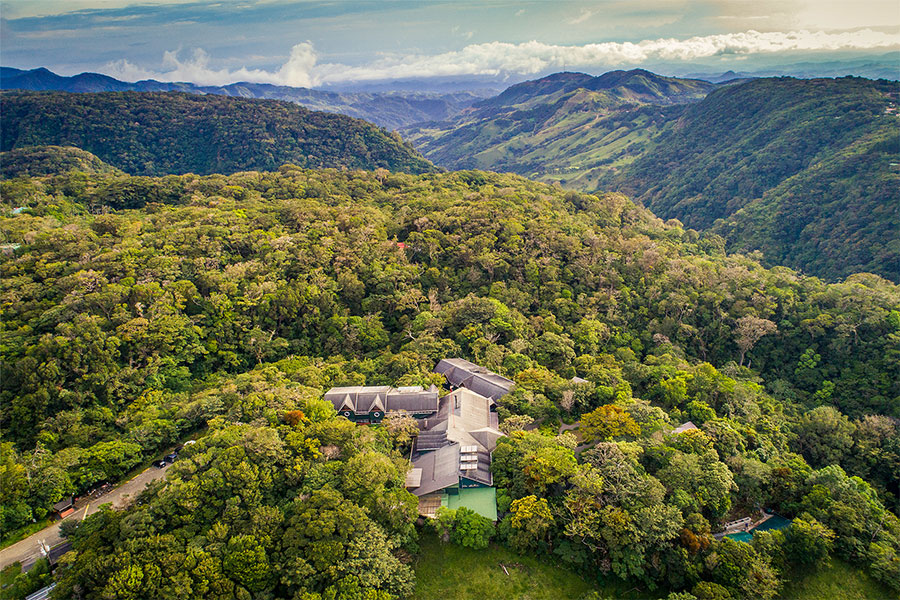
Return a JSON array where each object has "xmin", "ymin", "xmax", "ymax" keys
[
  {"xmin": 104, "ymin": 42, "xmax": 319, "ymax": 86},
  {"xmin": 100, "ymin": 29, "xmax": 900, "ymax": 86},
  {"xmin": 568, "ymin": 9, "xmax": 596, "ymax": 26},
  {"xmin": 313, "ymin": 29, "xmax": 900, "ymax": 82}
]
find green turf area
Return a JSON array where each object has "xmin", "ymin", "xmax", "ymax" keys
[
  {"xmin": 443, "ymin": 487, "xmax": 498, "ymax": 521},
  {"xmin": 413, "ymin": 533, "xmax": 642, "ymax": 600},
  {"xmin": 778, "ymin": 558, "xmax": 896, "ymax": 600}
]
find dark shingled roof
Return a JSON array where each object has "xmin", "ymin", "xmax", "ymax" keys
[
  {"xmin": 323, "ymin": 385, "xmax": 439, "ymax": 414},
  {"xmin": 53, "ymin": 497, "xmax": 74, "ymax": 512},
  {"xmin": 416, "ymin": 430, "xmax": 449, "ymax": 451},
  {"xmin": 410, "ymin": 444, "xmax": 462, "ymax": 496},
  {"xmin": 434, "ymin": 358, "xmax": 514, "ymax": 400}
]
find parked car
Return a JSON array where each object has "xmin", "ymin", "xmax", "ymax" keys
[
  {"xmin": 153, "ymin": 459, "xmax": 167, "ymax": 468},
  {"xmin": 164, "ymin": 452, "xmax": 178, "ymax": 463}
]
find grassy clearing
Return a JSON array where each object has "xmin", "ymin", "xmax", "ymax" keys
[
  {"xmin": 779, "ymin": 558, "xmax": 896, "ymax": 600},
  {"xmin": 413, "ymin": 533, "xmax": 643, "ymax": 600}
]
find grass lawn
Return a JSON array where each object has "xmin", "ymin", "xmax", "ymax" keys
[
  {"xmin": 779, "ymin": 558, "xmax": 896, "ymax": 600},
  {"xmin": 413, "ymin": 533, "xmax": 643, "ymax": 600}
]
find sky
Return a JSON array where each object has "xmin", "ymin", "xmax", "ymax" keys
[{"xmin": 2, "ymin": 0, "xmax": 899, "ymax": 87}]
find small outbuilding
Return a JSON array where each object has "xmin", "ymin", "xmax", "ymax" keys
[
  {"xmin": 52, "ymin": 497, "xmax": 75, "ymax": 519},
  {"xmin": 672, "ymin": 421, "xmax": 698, "ymax": 434}
]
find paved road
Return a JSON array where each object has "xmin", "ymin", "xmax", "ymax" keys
[{"xmin": 0, "ymin": 464, "xmax": 170, "ymax": 572}]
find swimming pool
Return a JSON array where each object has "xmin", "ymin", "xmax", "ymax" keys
[{"xmin": 724, "ymin": 513, "xmax": 792, "ymax": 543}]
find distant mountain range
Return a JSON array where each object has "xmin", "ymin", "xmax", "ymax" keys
[
  {"xmin": 400, "ymin": 69, "xmax": 721, "ymax": 187},
  {"xmin": 402, "ymin": 69, "xmax": 899, "ymax": 282},
  {"xmin": 3, "ymin": 65, "xmax": 896, "ymax": 282},
  {"xmin": 0, "ymin": 67, "xmax": 488, "ymax": 130},
  {"xmin": 1, "ymin": 91, "xmax": 436, "ymax": 176}
]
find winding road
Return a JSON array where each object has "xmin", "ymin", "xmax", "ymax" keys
[{"xmin": 0, "ymin": 463, "xmax": 170, "ymax": 572}]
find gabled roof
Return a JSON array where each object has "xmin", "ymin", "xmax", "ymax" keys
[
  {"xmin": 409, "ymin": 444, "xmax": 462, "ymax": 496},
  {"xmin": 468, "ymin": 427, "xmax": 504, "ymax": 452},
  {"xmin": 434, "ymin": 358, "xmax": 514, "ymax": 400},
  {"xmin": 442, "ymin": 388, "xmax": 504, "ymax": 451},
  {"xmin": 323, "ymin": 385, "xmax": 439, "ymax": 414},
  {"xmin": 419, "ymin": 387, "xmax": 506, "ymax": 453},
  {"xmin": 368, "ymin": 394, "xmax": 385, "ymax": 413}
]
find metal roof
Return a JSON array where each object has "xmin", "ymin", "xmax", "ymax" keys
[
  {"xmin": 26, "ymin": 584, "xmax": 56, "ymax": 600},
  {"xmin": 440, "ymin": 388, "xmax": 504, "ymax": 452},
  {"xmin": 52, "ymin": 497, "xmax": 74, "ymax": 512},
  {"xmin": 409, "ymin": 444, "xmax": 462, "ymax": 496},
  {"xmin": 434, "ymin": 358, "xmax": 514, "ymax": 400},
  {"xmin": 323, "ymin": 385, "xmax": 439, "ymax": 414}
]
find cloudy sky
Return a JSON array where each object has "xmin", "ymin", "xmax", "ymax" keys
[{"xmin": 2, "ymin": 0, "xmax": 898, "ymax": 87}]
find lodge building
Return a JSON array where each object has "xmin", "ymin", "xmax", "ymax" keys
[
  {"xmin": 322, "ymin": 358, "xmax": 514, "ymax": 520},
  {"xmin": 323, "ymin": 385, "xmax": 440, "ymax": 423}
]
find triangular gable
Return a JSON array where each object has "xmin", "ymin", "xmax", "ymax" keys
[
  {"xmin": 339, "ymin": 394, "xmax": 355, "ymax": 412},
  {"xmin": 368, "ymin": 394, "xmax": 385, "ymax": 413}
]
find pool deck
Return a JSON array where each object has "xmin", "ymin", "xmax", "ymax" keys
[{"xmin": 717, "ymin": 511, "xmax": 792, "ymax": 542}]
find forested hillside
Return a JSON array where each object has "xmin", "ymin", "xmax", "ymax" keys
[
  {"xmin": 0, "ymin": 145, "xmax": 124, "ymax": 179},
  {"xmin": 1, "ymin": 163, "xmax": 898, "ymax": 599},
  {"xmin": 0, "ymin": 91, "xmax": 436, "ymax": 176},
  {"xmin": 401, "ymin": 69, "xmax": 713, "ymax": 184},
  {"xmin": 0, "ymin": 67, "xmax": 487, "ymax": 129},
  {"xmin": 604, "ymin": 76, "xmax": 900, "ymax": 282},
  {"xmin": 404, "ymin": 73, "xmax": 899, "ymax": 283},
  {"xmin": 709, "ymin": 128, "xmax": 899, "ymax": 282}
]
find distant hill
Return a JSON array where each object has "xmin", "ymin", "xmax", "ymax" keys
[
  {"xmin": 605, "ymin": 76, "xmax": 899, "ymax": 282},
  {"xmin": 400, "ymin": 69, "xmax": 715, "ymax": 186},
  {"xmin": 403, "ymin": 70, "xmax": 898, "ymax": 282},
  {"xmin": 0, "ymin": 90, "xmax": 436, "ymax": 176},
  {"xmin": 1, "ymin": 145, "xmax": 123, "ymax": 179},
  {"xmin": 0, "ymin": 67, "xmax": 486, "ymax": 129}
]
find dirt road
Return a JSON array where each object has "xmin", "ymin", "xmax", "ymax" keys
[{"xmin": 0, "ymin": 463, "xmax": 171, "ymax": 571}]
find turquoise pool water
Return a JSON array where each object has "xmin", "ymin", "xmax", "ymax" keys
[
  {"xmin": 753, "ymin": 514, "xmax": 792, "ymax": 532},
  {"xmin": 724, "ymin": 514, "xmax": 792, "ymax": 543}
]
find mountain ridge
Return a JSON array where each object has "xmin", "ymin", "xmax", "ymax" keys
[
  {"xmin": 1, "ymin": 90, "xmax": 436, "ymax": 176},
  {"xmin": 0, "ymin": 66, "xmax": 488, "ymax": 129},
  {"xmin": 403, "ymin": 70, "xmax": 899, "ymax": 282},
  {"xmin": 400, "ymin": 68, "xmax": 715, "ymax": 185}
]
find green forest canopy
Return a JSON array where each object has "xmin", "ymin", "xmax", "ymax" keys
[
  {"xmin": 0, "ymin": 91, "xmax": 436, "ymax": 177},
  {"xmin": 404, "ymin": 74, "xmax": 900, "ymax": 283},
  {"xmin": 0, "ymin": 162, "xmax": 898, "ymax": 599}
]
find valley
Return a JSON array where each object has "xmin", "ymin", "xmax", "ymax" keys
[{"xmin": 0, "ymin": 56, "xmax": 898, "ymax": 600}]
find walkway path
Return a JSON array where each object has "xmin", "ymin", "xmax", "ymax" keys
[{"xmin": 0, "ymin": 464, "xmax": 171, "ymax": 572}]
